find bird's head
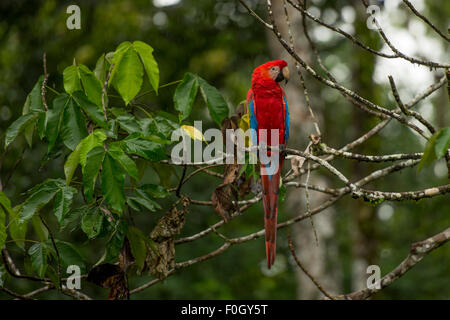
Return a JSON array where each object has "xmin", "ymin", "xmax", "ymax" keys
[{"xmin": 252, "ymin": 60, "xmax": 290, "ymax": 86}]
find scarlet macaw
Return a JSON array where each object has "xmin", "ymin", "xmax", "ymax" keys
[{"xmin": 247, "ymin": 60, "xmax": 290, "ymax": 269}]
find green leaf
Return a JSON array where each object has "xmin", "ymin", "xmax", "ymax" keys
[
  {"xmin": 133, "ymin": 41, "xmax": 159, "ymax": 94},
  {"xmin": 53, "ymin": 186, "xmax": 77, "ymax": 224},
  {"xmin": 52, "ymin": 240, "xmax": 86, "ymax": 274},
  {"xmin": 418, "ymin": 127, "xmax": 450, "ymax": 172},
  {"xmin": 116, "ymin": 114, "xmax": 142, "ymax": 134},
  {"xmin": 109, "ymin": 42, "xmax": 132, "ymax": 85},
  {"xmin": 4, "ymin": 112, "xmax": 41, "ymax": 147},
  {"xmin": 72, "ymin": 91, "xmax": 107, "ymax": 128},
  {"xmin": 434, "ymin": 127, "xmax": 450, "ymax": 159},
  {"xmin": 128, "ymin": 190, "xmax": 161, "ymax": 212},
  {"xmin": 0, "ymin": 190, "xmax": 12, "ymax": 214},
  {"xmin": 127, "ymin": 226, "xmax": 147, "ymax": 272},
  {"xmin": 46, "ymin": 94, "xmax": 70, "ymax": 153},
  {"xmin": 81, "ymin": 206, "xmax": 104, "ymax": 240},
  {"xmin": 83, "ymin": 146, "xmax": 105, "ymax": 202},
  {"xmin": 107, "ymin": 144, "xmax": 139, "ymax": 180},
  {"xmin": 64, "ymin": 130, "xmax": 107, "ymax": 185},
  {"xmin": 20, "ymin": 181, "xmax": 61, "ymax": 221},
  {"xmin": 105, "ymin": 220, "xmax": 127, "ymax": 263},
  {"xmin": 28, "ymin": 242, "xmax": 49, "ymax": 278},
  {"xmin": 22, "ymin": 76, "xmax": 46, "ymax": 144},
  {"xmin": 198, "ymin": 76, "xmax": 229, "ymax": 126},
  {"xmin": 78, "ymin": 64, "xmax": 103, "ymax": 106},
  {"xmin": 138, "ymin": 184, "xmax": 170, "ymax": 198},
  {"xmin": 61, "ymin": 98, "xmax": 88, "ymax": 150},
  {"xmin": 0, "ymin": 193, "xmax": 14, "ymax": 249},
  {"xmin": 63, "ymin": 65, "xmax": 82, "ymax": 94},
  {"xmin": 22, "ymin": 96, "xmax": 35, "ymax": 148},
  {"xmin": 0, "ymin": 206, "xmax": 6, "ymax": 251},
  {"xmin": 101, "ymin": 154, "xmax": 126, "ymax": 213},
  {"xmin": 30, "ymin": 76, "xmax": 46, "ymax": 139},
  {"xmin": 9, "ymin": 205, "xmax": 28, "ymax": 250},
  {"xmin": 94, "ymin": 53, "xmax": 110, "ymax": 84},
  {"xmin": 120, "ymin": 133, "xmax": 167, "ymax": 161},
  {"xmin": 174, "ymin": 72, "xmax": 199, "ymax": 120},
  {"xmin": 31, "ymin": 215, "xmax": 48, "ymax": 242},
  {"xmin": 112, "ymin": 46, "xmax": 144, "ymax": 105}
]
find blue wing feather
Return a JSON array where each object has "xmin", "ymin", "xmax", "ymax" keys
[
  {"xmin": 284, "ymin": 95, "xmax": 290, "ymax": 144},
  {"xmin": 248, "ymin": 97, "xmax": 258, "ymax": 146}
]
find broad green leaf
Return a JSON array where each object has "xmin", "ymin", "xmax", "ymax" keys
[
  {"xmin": 72, "ymin": 91, "xmax": 107, "ymax": 128},
  {"xmin": 0, "ymin": 190, "xmax": 12, "ymax": 214},
  {"xmin": 83, "ymin": 146, "xmax": 105, "ymax": 202},
  {"xmin": 116, "ymin": 114, "xmax": 142, "ymax": 134},
  {"xmin": 0, "ymin": 206, "xmax": 6, "ymax": 251},
  {"xmin": 53, "ymin": 186, "xmax": 77, "ymax": 224},
  {"xmin": 4, "ymin": 112, "xmax": 41, "ymax": 147},
  {"xmin": 198, "ymin": 77, "xmax": 229, "ymax": 126},
  {"xmin": 31, "ymin": 215, "xmax": 48, "ymax": 241},
  {"xmin": 79, "ymin": 130, "xmax": 107, "ymax": 168},
  {"xmin": 29, "ymin": 76, "xmax": 46, "ymax": 139},
  {"xmin": 78, "ymin": 64, "xmax": 103, "ymax": 106},
  {"xmin": 108, "ymin": 144, "xmax": 139, "ymax": 179},
  {"xmin": 105, "ymin": 220, "xmax": 127, "ymax": 263},
  {"xmin": 181, "ymin": 124, "xmax": 206, "ymax": 142},
  {"xmin": 63, "ymin": 65, "xmax": 82, "ymax": 94},
  {"xmin": 81, "ymin": 206, "xmax": 104, "ymax": 240},
  {"xmin": 127, "ymin": 226, "xmax": 147, "ymax": 272},
  {"xmin": 94, "ymin": 53, "xmax": 110, "ymax": 84},
  {"xmin": 20, "ymin": 181, "xmax": 61, "ymax": 221},
  {"xmin": 101, "ymin": 154, "xmax": 126, "ymax": 213},
  {"xmin": 434, "ymin": 127, "xmax": 450, "ymax": 159},
  {"xmin": 133, "ymin": 41, "xmax": 159, "ymax": 94},
  {"xmin": 112, "ymin": 46, "xmax": 144, "ymax": 105},
  {"xmin": 138, "ymin": 184, "xmax": 170, "ymax": 198},
  {"xmin": 174, "ymin": 72, "xmax": 198, "ymax": 120},
  {"xmin": 61, "ymin": 98, "xmax": 88, "ymax": 150},
  {"xmin": 105, "ymin": 119, "xmax": 118, "ymax": 139},
  {"xmin": 108, "ymin": 41, "xmax": 132, "ymax": 85},
  {"xmin": 64, "ymin": 130, "xmax": 107, "ymax": 185},
  {"xmin": 120, "ymin": 133, "xmax": 166, "ymax": 161},
  {"xmin": 22, "ymin": 76, "xmax": 46, "ymax": 145},
  {"xmin": 128, "ymin": 190, "xmax": 161, "ymax": 212},
  {"xmin": 9, "ymin": 205, "xmax": 28, "ymax": 250},
  {"xmin": 28, "ymin": 242, "xmax": 48, "ymax": 278},
  {"xmin": 46, "ymin": 94, "xmax": 70, "ymax": 153},
  {"xmin": 145, "ymin": 112, "xmax": 180, "ymax": 139},
  {"xmin": 22, "ymin": 96, "xmax": 35, "ymax": 147}
]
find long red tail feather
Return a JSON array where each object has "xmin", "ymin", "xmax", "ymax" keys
[{"xmin": 260, "ymin": 157, "xmax": 284, "ymax": 269}]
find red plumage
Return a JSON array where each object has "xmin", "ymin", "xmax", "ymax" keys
[{"xmin": 247, "ymin": 60, "xmax": 289, "ymax": 269}]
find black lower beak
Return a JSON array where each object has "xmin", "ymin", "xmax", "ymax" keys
[{"xmin": 275, "ymin": 72, "xmax": 285, "ymax": 83}]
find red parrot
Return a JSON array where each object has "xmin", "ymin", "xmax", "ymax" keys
[{"xmin": 247, "ymin": 60, "xmax": 290, "ymax": 269}]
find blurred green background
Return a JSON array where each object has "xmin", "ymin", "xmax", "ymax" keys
[{"xmin": 0, "ymin": 0, "xmax": 449, "ymax": 299}]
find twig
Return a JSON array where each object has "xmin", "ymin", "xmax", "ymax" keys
[
  {"xmin": 388, "ymin": 75, "xmax": 435, "ymax": 134},
  {"xmin": 101, "ymin": 64, "xmax": 113, "ymax": 122},
  {"xmin": 41, "ymin": 53, "xmax": 49, "ymax": 111},
  {"xmin": 401, "ymin": 0, "xmax": 450, "ymax": 42},
  {"xmin": 287, "ymin": 229, "xmax": 334, "ymax": 299},
  {"xmin": 338, "ymin": 227, "xmax": 450, "ymax": 299}
]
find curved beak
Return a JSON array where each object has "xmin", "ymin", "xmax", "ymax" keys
[{"xmin": 282, "ymin": 66, "xmax": 290, "ymax": 85}]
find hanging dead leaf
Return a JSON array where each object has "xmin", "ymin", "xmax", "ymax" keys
[{"xmin": 145, "ymin": 197, "xmax": 189, "ymax": 279}]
